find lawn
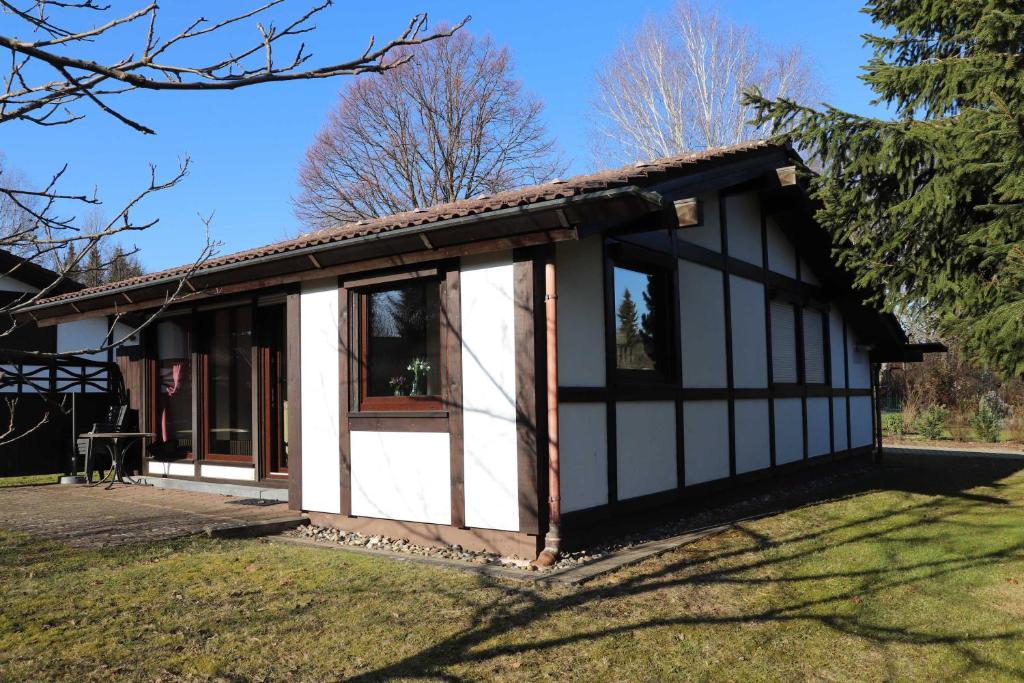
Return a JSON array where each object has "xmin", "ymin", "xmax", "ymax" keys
[
  {"xmin": 2, "ymin": 452, "xmax": 1024, "ymax": 681},
  {"xmin": 0, "ymin": 473, "xmax": 62, "ymax": 488}
]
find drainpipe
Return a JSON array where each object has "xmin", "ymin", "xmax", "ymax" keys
[{"xmin": 534, "ymin": 252, "xmax": 561, "ymax": 567}]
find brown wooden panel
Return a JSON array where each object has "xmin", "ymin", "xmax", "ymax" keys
[
  {"xmin": 513, "ymin": 251, "xmax": 540, "ymax": 535},
  {"xmin": 443, "ymin": 269, "xmax": 466, "ymax": 528},
  {"xmin": 347, "ymin": 414, "xmax": 449, "ymax": 432},
  {"xmin": 339, "ymin": 284, "xmax": 351, "ymax": 516},
  {"xmin": 286, "ymin": 291, "xmax": 302, "ymax": 511}
]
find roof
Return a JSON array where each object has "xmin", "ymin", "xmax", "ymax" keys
[
  {"xmin": 0, "ymin": 248, "xmax": 82, "ymax": 296},
  {"xmin": 31, "ymin": 140, "xmax": 772, "ymax": 307}
]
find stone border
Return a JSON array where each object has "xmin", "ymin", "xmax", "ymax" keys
[{"xmin": 264, "ymin": 522, "xmax": 731, "ymax": 586}]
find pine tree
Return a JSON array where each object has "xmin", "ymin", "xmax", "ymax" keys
[
  {"xmin": 107, "ymin": 245, "xmax": 144, "ymax": 283},
  {"xmin": 81, "ymin": 245, "xmax": 105, "ymax": 288},
  {"xmin": 744, "ymin": 1, "xmax": 1024, "ymax": 376},
  {"xmin": 617, "ymin": 288, "xmax": 640, "ymax": 365}
]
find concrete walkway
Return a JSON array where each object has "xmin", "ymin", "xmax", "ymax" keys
[{"xmin": 0, "ymin": 482, "xmax": 305, "ymax": 548}]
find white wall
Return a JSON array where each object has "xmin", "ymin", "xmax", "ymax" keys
[
  {"xmin": 725, "ymin": 192, "xmax": 763, "ymax": 266},
  {"xmin": 0, "ymin": 274, "xmax": 38, "ymax": 294},
  {"xmin": 683, "ymin": 400, "xmax": 730, "ymax": 484},
  {"xmin": 57, "ymin": 317, "xmax": 110, "ymax": 361},
  {"xmin": 729, "ymin": 275, "xmax": 768, "ymax": 388},
  {"xmin": 559, "ymin": 403, "xmax": 608, "ymax": 512},
  {"xmin": 678, "ymin": 192, "xmax": 721, "ymax": 252},
  {"xmin": 774, "ymin": 398, "xmax": 803, "ymax": 464},
  {"xmin": 765, "ymin": 216, "xmax": 797, "ymax": 278},
  {"xmin": 850, "ymin": 396, "xmax": 874, "ymax": 448},
  {"xmin": 679, "ymin": 261, "xmax": 727, "ymax": 387},
  {"xmin": 299, "ymin": 279, "xmax": 340, "ymax": 514},
  {"xmin": 201, "ymin": 464, "xmax": 256, "ymax": 481},
  {"xmin": 350, "ymin": 431, "xmax": 451, "ymax": 524},
  {"xmin": 806, "ymin": 397, "xmax": 831, "ymax": 457},
  {"xmin": 734, "ymin": 399, "xmax": 771, "ymax": 474},
  {"xmin": 829, "ymin": 308, "xmax": 847, "ymax": 388},
  {"xmin": 556, "ymin": 238, "xmax": 605, "ymax": 387},
  {"xmin": 848, "ymin": 330, "xmax": 872, "ymax": 389},
  {"xmin": 148, "ymin": 460, "xmax": 193, "ymax": 477},
  {"xmin": 616, "ymin": 401, "xmax": 677, "ymax": 500},
  {"xmin": 460, "ymin": 254, "xmax": 519, "ymax": 531},
  {"xmin": 832, "ymin": 397, "xmax": 849, "ymax": 451},
  {"xmin": 800, "ymin": 259, "xmax": 821, "ymax": 285}
]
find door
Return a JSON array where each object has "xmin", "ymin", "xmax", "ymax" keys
[{"xmin": 259, "ymin": 304, "xmax": 289, "ymax": 478}]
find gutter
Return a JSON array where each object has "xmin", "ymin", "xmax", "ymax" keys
[{"xmin": 25, "ymin": 185, "xmax": 664, "ymax": 314}]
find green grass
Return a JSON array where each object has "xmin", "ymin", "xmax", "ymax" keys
[
  {"xmin": 0, "ymin": 473, "xmax": 62, "ymax": 488},
  {"xmin": 3, "ymin": 453, "xmax": 1024, "ymax": 680}
]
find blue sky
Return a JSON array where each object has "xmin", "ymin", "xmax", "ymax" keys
[{"xmin": 1, "ymin": 1, "xmax": 882, "ymax": 272}]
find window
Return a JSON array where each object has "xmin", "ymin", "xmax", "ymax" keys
[
  {"xmin": 802, "ymin": 307, "xmax": 826, "ymax": 384},
  {"xmin": 206, "ymin": 306, "xmax": 254, "ymax": 459},
  {"xmin": 359, "ymin": 277, "xmax": 442, "ymax": 410},
  {"xmin": 613, "ymin": 264, "xmax": 672, "ymax": 380},
  {"xmin": 155, "ymin": 317, "xmax": 193, "ymax": 457},
  {"xmin": 770, "ymin": 299, "xmax": 798, "ymax": 383}
]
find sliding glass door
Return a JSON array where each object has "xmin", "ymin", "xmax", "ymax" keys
[{"xmin": 204, "ymin": 306, "xmax": 254, "ymax": 461}]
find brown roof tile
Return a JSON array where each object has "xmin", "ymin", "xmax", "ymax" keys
[{"xmin": 34, "ymin": 140, "xmax": 773, "ymax": 306}]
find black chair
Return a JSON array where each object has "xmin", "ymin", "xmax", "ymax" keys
[{"xmin": 84, "ymin": 404, "xmax": 128, "ymax": 483}]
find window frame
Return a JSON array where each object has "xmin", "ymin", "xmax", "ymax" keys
[
  {"xmin": 606, "ymin": 242, "xmax": 677, "ymax": 386},
  {"xmin": 352, "ymin": 270, "xmax": 447, "ymax": 413}
]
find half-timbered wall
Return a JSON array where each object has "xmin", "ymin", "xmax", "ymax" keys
[{"xmin": 557, "ymin": 189, "xmax": 879, "ymax": 523}]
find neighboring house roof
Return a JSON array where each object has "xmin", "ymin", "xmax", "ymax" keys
[{"xmin": 0, "ymin": 248, "xmax": 82, "ymax": 296}]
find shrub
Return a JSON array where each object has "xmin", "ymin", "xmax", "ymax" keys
[
  {"xmin": 883, "ymin": 413, "xmax": 905, "ymax": 436},
  {"xmin": 917, "ymin": 406, "xmax": 949, "ymax": 440},
  {"xmin": 1005, "ymin": 406, "xmax": 1024, "ymax": 443},
  {"xmin": 971, "ymin": 397, "xmax": 1002, "ymax": 442},
  {"xmin": 949, "ymin": 409, "xmax": 971, "ymax": 441},
  {"xmin": 901, "ymin": 402, "xmax": 920, "ymax": 434}
]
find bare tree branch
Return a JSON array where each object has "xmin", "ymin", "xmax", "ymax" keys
[{"xmin": 590, "ymin": 0, "xmax": 823, "ymax": 165}]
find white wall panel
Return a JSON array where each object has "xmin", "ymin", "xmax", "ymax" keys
[
  {"xmin": 800, "ymin": 259, "xmax": 821, "ymax": 285},
  {"xmin": 350, "ymin": 431, "xmax": 451, "ymax": 524},
  {"xmin": 725, "ymin": 192, "xmax": 763, "ymax": 265},
  {"xmin": 683, "ymin": 400, "xmax": 729, "ymax": 485},
  {"xmin": 832, "ymin": 397, "xmax": 849, "ymax": 451},
  {"xmin": 559, "ymin": 403, "xmax": 608, "ymax": 512},
  {"xmin": 829, "ymin": 308, "xmax": 847, "ymax": 388},
  {"xmin": 765, "ymin": 216, "xmax": 797, "ymax": 278},
  {"xmin": 201, "ymin": 464, "xmax": 256, "ymax": 481},
  {"xmin": 58, "ymin": 318, "xmax": 110, "ymax": 361},
  {"xmin": 460, "ymin": 255, "xmax": 519, "ymax": 531},
  {"xmin": 0, "ymin": 275, "xmax": 37, "ymax": 293},
  {"xmin": 679, "ymin": 261, "xmax": 727, "ymax": 387},
  {"xmin": 773, "ymin": 398, "xmax": 803, "ymax": 464},
  {"xmin": 729, "ymin": 275, "xmax": 768, "ymax": 388},
  {"xmin": 848, "ymin": 331, "xmax": 872, "ymax": 389},
  {"xmin": 734, "ymin": 399, "xmax": 770, "ymax": 474},
  {"xmin": 678, "ymin": 192, "xmax": 721, "ymax": 252},
  {"xmin": 616, "ymin": 401, "xmax": 677, "ymax": 500},
  {"xmin": 850, "ymin": 396, "xmax": 874, "ymax": 448},
  {"xmin": 556, "ymin": 238, "xmax": 605, "ymax": 387},
  {"xmin": 806, "ymin": 398, "xmax": 831, "ymax": 457},
  {"xmin": 300, "ymin": 279, "xmax": 340, "ymax": 514},
  {"xmin": 148, "ymin": 461, "xmax": 193, "ymax": 477}
]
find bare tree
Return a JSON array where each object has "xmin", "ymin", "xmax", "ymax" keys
[
  {"xmin": 294, "ymin": 28, "xmax": 564, "ymax": 229},
  {"xmin": 0, "ymin": 1, "xmax": 465, "ymax": 443},
  {"xmin": 590, "ymin": 0, "xmax": 822, "ymax": 165}
]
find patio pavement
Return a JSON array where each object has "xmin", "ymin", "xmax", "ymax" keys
[{"xmin": 0, "ymin": 482, "xmax": 305, "ymax": 548}]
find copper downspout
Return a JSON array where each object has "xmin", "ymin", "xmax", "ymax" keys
[{"xmin": 534, "ymin": 253, "xmax": 561, "ymax": 567}]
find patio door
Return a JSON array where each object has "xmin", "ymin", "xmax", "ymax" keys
[{"xmin": 259, "ymin": 304, "xmax": 288, "ymax": 478}]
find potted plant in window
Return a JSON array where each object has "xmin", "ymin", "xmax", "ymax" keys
[
  {"xmin": 407, "ymin": 358, "xmax": 431, "ymax": 396},
  {"xmin": 388, "ymin": 376, "xmax": 408, "ymax": 397}
]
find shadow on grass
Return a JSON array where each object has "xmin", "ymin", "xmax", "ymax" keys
[{"xmin": 347, "ymin": 451, "xmax": 1024, "ymax": 681}]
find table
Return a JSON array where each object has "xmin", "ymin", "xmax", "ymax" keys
[{"xmin": 80, "ymin": 431, "xmax": 155, "ymax": 488}]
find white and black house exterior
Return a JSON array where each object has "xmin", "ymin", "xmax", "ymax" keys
[{"xmin": 23, "ymin": 142, "xmax": 937, "ymax": 557}]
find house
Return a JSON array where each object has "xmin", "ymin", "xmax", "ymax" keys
[
  {"xmin": 22, "ymin": 141, "xmax": 938, "ymax": 558},
  {"xmin": 0, "ymin": 249, "xmax": 134, "ymax": 476}
]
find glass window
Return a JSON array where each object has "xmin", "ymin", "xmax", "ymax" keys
[
  {"xmin": 155, "ymin": 318, "xmax": 192, "ymax": 456},
  {"xmin": 771, "ymin": 300, "xmax": 798, "ymax": 383},
  {"xmin": 803, "ymin": 308, "xmax": 826, "ymax": 384},
  {"xmin": 364, "ymin": 279, "xmax": 441, "ymax": 401},
  {"xmin": 207, "ymin": 307, "xmax": 253, "ymax": 457},
  {"xmin": 613, "ymin": 265, "xmax": 670, "ymax": 377}
]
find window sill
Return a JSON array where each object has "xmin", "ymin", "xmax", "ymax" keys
[{"xmin": 349, "ymin": 410, "xmax": 449, "ymax": 419}]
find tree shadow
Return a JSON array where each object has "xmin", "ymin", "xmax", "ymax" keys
[{"xmin": 343, "ymin": 450, "xmax": 1024, "ymax": 681}]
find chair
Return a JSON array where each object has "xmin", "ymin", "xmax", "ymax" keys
[{"xmin": 84, "ymin": 404, "xmax": 128, "ymax": 483}]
